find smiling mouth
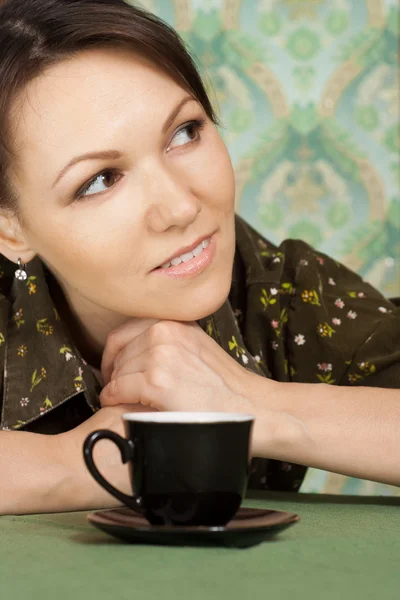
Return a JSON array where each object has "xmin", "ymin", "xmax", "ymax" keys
[
  {"xmin": 152, "ymin": 233, "xmax": 217, "ymax": 279},
  {"xmin": 157, "ymin": 238, "xmax": 210, "ymax": 269},
  {"xmin": 154, "ymin": 233, "xmax": 214, "ymax": 270}
]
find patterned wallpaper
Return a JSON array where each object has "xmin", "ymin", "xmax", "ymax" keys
[{"xmin": 134, "ymin": 0, "xmax": 400, "ymax": 495}]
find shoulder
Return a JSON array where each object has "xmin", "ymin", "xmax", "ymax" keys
[
  {"xmin": 234, "ymin": 214, "xmax": 336, "ymax": 283},
  {"xmin": 233, "ymin": 215, "xmax": 396, "ymax": 342},
  {"xmin": 233, "ymin": 214, "xmax": 383, "ymax": 290}
]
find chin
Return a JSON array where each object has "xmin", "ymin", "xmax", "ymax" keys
[
  {"xmin": 175, "ymin": 294, "xmax": 229, "ymax": 322},
  {"xmin": 161, "ymin": 273, "xmax": 232, "ymax": 322}
]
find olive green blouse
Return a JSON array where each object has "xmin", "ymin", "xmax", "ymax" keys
[{"xmin": 0, "ymin": 215, "xmax": 399, "ymax": 491}]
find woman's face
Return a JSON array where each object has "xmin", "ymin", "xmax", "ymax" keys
[{"xmin": 10, "ymin": 47, "xmax": 236, "ymax": 325}]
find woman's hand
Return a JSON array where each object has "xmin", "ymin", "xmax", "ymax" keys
[
  {"xmin": 99, "ymin": 319, "xmax": 257, "ymax": 415},
  {"xmin": 97, "ymin": 320, "xmax": 400, "ymax": 486},
  {"xmin": 98, "ymin": 319, "xmax": 309, "ymax": 460}
]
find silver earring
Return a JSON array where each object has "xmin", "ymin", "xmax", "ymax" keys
[{"xmin": 15, "ymin": 258, "xmax": 27, "ymax": 281}]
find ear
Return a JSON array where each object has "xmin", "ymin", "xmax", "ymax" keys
[{"xmin": 0, "ymin": 210, "xmax": 36, "ymax": 265}]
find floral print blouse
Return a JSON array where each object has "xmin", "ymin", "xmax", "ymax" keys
[{"xmin": 0, "ymin": 215, "xmax": 399, "ymax": 492}]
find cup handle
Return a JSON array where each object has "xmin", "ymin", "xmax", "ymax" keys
[{"xmin": 83, "ymin": 429, "xmax": 145, "ymax": 514}]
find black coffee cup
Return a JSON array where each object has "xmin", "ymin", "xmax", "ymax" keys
[{"xmin": 83, "ymin": 411, "xmax": 254, "ymax": 527}]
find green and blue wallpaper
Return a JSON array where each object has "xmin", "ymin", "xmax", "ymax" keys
[{"xmin": 134, "ymin": 0, "xmax": 400, "ymax": 496}]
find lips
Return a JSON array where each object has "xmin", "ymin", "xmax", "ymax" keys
[{"xmin": 154, "ymin": 232, "xmax": 215, "ymax": 270}]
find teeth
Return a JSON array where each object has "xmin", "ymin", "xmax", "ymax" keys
[
  {"xmin": 170, "ymin": 257, "xmax": 182, "ymax": 266},
  {"xmin": 180, "ymin": 251, "xmax": 194, "ymax": 263},
  {"xmin": 160, "ymin": 237, "xmax": 210, "ymax": 269},
  {"xmin": 192, "ymin": 242, "xmax": 203, "ymax": 257}
]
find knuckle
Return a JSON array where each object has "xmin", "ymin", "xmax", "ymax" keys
[
  {"xmin": 147, "ymin": 366, "xmax": 173, "ymax": 390},
  {"xmin": 148, "ymin": 323, "xmax": 165, "ymax": 343},
  {"xmin": 150, "ymin": 344, "xmax": 171, "ymax": 362},
  {"xmin": 149, "ymin": 320, "xmax": 177, "ymax": 341},
  {"xmin": 106, "ymin": 327, "xmax": 122, "ymax": 353}
]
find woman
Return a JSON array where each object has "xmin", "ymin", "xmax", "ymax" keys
[{"xmin": 0, "ymin": 0, "xmax": 399, "ymax": 515}]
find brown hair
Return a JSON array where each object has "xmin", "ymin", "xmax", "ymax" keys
[{"xmin": 0, "ymin": 0, "xmax": 218, "ymax": 213}]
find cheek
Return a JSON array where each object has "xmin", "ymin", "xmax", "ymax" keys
[
  {"xmin": 195, "ymin": 137, "xmax": 235, "ymax": 208},
  {"xmin": 23, "ymin": 204, "xmax": 136, "ymax": 281}
]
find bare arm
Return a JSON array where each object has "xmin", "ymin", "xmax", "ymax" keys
[
  {"xmin": 251, "ymin": 378, "xmax": 400, "ymax": 486},
  {"xmin": 98, "ymin": 319, "xmax": 400, "ymax": 488},
  {"xmin": 0, "ymin": 405, "xmax": 135, "ymax": 515}
]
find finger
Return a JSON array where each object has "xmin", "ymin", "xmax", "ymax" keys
[
  {"xmin": 111, "ymin": 347, "xmax": 155, "ymax": 380},
  {"xmin": 114, "ymin": 338, "xmax": 188, "ymax": 382},
  {"xmin": 110, "ymin": 322, "xmax": 182, "ymax": 376},
  {"xmin": 116, "ymin": 320, "xmax": 204, "ymax": 375},
  {"xmin": 112, "ymin": 331, "xmax": 154, "ymax": 375},
  {"xmin": 100, "ymin": 372, "xmax": 159, "ymax": 409},
  {"xmin": 101, "ymin": 318, "xmax": 159, "ymax": 385}
]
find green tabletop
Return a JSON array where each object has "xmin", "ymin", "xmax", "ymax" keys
[{"xmin": 1, "ymin": 492, "xmax": 399, "ymax": 600}]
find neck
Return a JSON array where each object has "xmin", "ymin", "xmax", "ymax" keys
[{"xmin": 45, "ymin": 269, "xmax": 130, "ymax": 371}]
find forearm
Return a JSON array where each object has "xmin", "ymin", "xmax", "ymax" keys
[
  {"xmin": 0, "ymin": 430, "xmax": 72, "ymax": 515},
  {"xmin": 251, "ymin": 378, "xmax": 400, "ymax": 486},
  {"xmin": 0, "ymin": 419, "xmax": 126, "ymax": 515}
]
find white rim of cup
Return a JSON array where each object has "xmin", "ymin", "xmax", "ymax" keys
[{"xmin": 122, "ymin": 412, "xmax": 255, "ymax": 423}]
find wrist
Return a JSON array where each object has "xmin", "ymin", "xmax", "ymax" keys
[
  {"xmin": 55, "ymin": 429, "xmax": 108, "ymax": 512},
  {"xmin": 51, "ymin": 431, "xmax": 83, "ymax": 509},
  {"xmin": 245, "ymin": 374, "xmax": 315, "ymax": 462}
]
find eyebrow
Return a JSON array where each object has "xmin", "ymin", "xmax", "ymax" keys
[{"xmin": 52, "ymin": 95, "xmax": 197, "ymax": 188}]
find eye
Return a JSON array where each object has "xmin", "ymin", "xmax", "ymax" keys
[
  {"xmin": 75, "ymin": 169, "xmax": 122, "ymax": 200},
  {"xmin": 168, "ymin": 118, "xmax": 206, "ymax": 151}
]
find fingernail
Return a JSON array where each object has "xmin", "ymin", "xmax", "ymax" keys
[{"xmin": 109, "ymin": 380, "xmax": 117, "ymax": 395}]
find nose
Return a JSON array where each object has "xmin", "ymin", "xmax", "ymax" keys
[{"xmin": 144, "ymin": 163, "xmax": 201, "ymax": 232}]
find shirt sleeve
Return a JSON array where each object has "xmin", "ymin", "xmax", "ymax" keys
[{"xmin": 266, "ymin": 239, "xmax": 400, "ymax": 388}]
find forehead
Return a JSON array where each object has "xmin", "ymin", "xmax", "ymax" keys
[{"xmin": 11, "ymin": 48, "xmax": 185, "ymax": 172}]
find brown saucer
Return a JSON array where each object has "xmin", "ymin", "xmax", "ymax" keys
[{"xmin": 87, "ymin": 506, "xmax": 300, "ymax": 548}]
